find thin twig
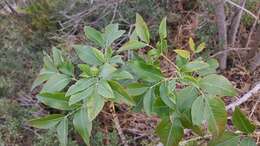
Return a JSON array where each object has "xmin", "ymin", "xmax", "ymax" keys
[
  {"xmin": 245, "ymin": 7, "xmax": 260, "ymax": 48},
  {"xmin": 226, "ymin": 83, "xmax": 260, "ymax": 110},
  {"xmin": 210, "ymin": 47, "xmax": 251, "ymax": 57},
  {"xmin": 225, "ymin": 0, "xmax": 260, "ymax": 21},
  {"xmin": 228, "ymin": 0, "xmax": 246, "ymax": 47},
  {"xmin": 110, "ymin": 102, "xmax": 129, "ymax": 146}
]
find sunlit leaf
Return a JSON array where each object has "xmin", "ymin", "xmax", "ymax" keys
[
  {"xmin": 135, "ymin": 13, "xmax": 150, "ymax": 43},
  {"xmin": 174, "ymin": 49, "xmax": 190, "ymax": 59},
  {"xmin": 159, "ymin": 17, "xmax": 167, "ymax": 40}
]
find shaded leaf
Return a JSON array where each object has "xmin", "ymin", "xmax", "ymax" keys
[
  {"xmin": 191, "ymin": 96, "xmax": 207, "ymax": 126},
  {"xmin": 208, "ymin": 132, "xmax": 240, "ymax": 146},
  {"xmin": 37, "ymin": 92, "xmax": 76, "ymax": 110},
  {"xmin": 103, "ymin": 23, "xmax": 125, "ymax": 48},
  {"xmin": 111, "ymin": 70, "xmax": 133, "ymax": 80},
  {"xmin": 84, "ymin": 26, "xmax": 104, "ymax": 47},
  {"xmin": 118, "ymin": 40, "xmax": 147, "ymax": 52},
  {"xmin": 206, "ymin": 97, "xmax": 227, "ymax": 137},
  {"xmin": 100, "ymin": 63, "xmax": 117, "ymax": 79},
  {"xmin": 182, "ymin": 60, "xmax": 209, "ymax": 72},
  {"xmin": 199, "ymin": 74, "xmax": 237, "ymax": 97},
  {"xmin": 29, "ymin": 114, "xmax": 64, "ymax": 129},
  {"xmin": 66, "ymin": 78, "xmax": 96, "ymax": 97},
  {"xmin": 73, "ymin": 107, "xmax": 92, "ymax": 145},
  {"xmin": 57, "ymin": 117, "xmax": 68, "ymax": 146},
  {"xmin": 155, "ymin": 118, "xmax": 184, "ymax": 146},
  {"xmin": 69, "ymin": 86, "xmax": 94, "ymax": 105},
  {"xmin": 240, "ymin": 137, "xmax": 257, "ymax": 146},
  {"xmin": 143, "ymin": 88, "xmax": 155, "ymax": 116},
  {"xmin": 97, "ymin": 79, "xmax": 114, "ymax": 98},
  {"xmin": 73, "ymin": 45, "xmax": 104, "ymax": 66},
  {"xmin": 127, "ymin": 83, "xmax": 148, "ymax": 96},
  {"xmin": 159, "ymin": 81, "xmax": 176, "ymax": 109},
  {"xmin": 129, "ymin": 59, "xmax": 163, "ymax": 82},
  {"xmin": 52, "ymin": 47, "xmax": 64, "ymax": 66},
  {"xmin": 108, "ymin": 80, "xmax": 135, "ymax": 106},
  {"xmin": 86, "ymin": 92, "xmax": 105, "ymax": 121},
  {"xmin": 232, "ymin": 107, "xmax": 255, "ymax": 134},
  {"xmin": 42, "ymin": 74, "xmax": 71, "ymax": 93}
]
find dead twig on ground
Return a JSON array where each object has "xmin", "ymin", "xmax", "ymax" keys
[
  {"xmin": 110, "ymin": 102, "xmax": 129, "ymax": 146},
  {"xmin": 226, "ymin": 83, "xmax": 260, "ymax": 110}
]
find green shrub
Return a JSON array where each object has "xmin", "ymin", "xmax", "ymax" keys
[{"xmin": 29, "ymin": 14, "xmax": 256, "ymax": 146}]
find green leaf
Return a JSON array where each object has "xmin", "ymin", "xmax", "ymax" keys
[
  {"xmin": 57, "ymin": 117, "xmax": 68, "ymax": 146},
  {"xmin": 66, "ymin": 78, "xmax": 96, "ymax": 97},
  {"xmin": 109, "ymin": 55, "xmax": 124, "ymax": 65},
  {"xmin": 103, "ymin": 23, "xmax": 125, "ymax": 48},
  {"xmin": 159, "ymin": 17, "xmax": 167, "ymax": 40},
  {"xmin": 52, "ymin": 47, "xmax": 64, "ymax": 66},
  {"xmin": 29, "ymin": 114, "xmax": 64, "ymax": 129},
  {"xmin": 86, "ymin": 92, "xmax": 105, "ymax": 121},
  {"xmin": 73, "ymin": 107, "xmax": 92, "ymax": 145},
  {"xmin": 69, "ymin": 86, "xmax": 94, "ymax": 105},
  {"xmin": 42, "ymin": 74, "xmax": 71, "ymax": 93},
  {"xmin": 111, "ymin": 70, "xmax": 133, "ymax": 80},
  {"xmin": 206, "ymin": 97, "xmax": 227, "ymax": 137},
  {"xmin": 97, "ymin": 79, "xmax": 114, "ymax": 98},
  {"xmin": 208, "ymin": 132, "xmax": 240, "ymax": 146},
  {"xmin": 240, "ymin": 137, "xmax": 257, "ymax": 146},
  {"xmin": 43, "ymin": 54, "xmax": 58, "ymax": 72},
  {"xmin": 174, "ymin": 49, "xmax": 190, "ymax": 59},
  {"xmin": 232, "ymin": 107, "xmax": 255, "ymax": 134},
  {"xmin": 84, "ymin": 26, "xmax": 104, "ymax": 47},
  {"xmin": 108, "ymin": 80, "xmax": 135, "ymax": 106},
  {"xmin": 198, "ymin": 59, "xmax": 219, "ymax": 76},
  {"xmin": 59, "ymin": 61, "xmax": 74, "ymax": 76},
  {"xmin": 199, "ymin": 74, "xmax": 237, "ymax": 97},
  {"xmin": 176, "ymin": 86, "xmax": 198, "ymax": 113},
  {"xmin": 159, "ymin": 81, "xmax": 176, "ymax": 109},
  {"xmin": 127, "ymin": 83, "xmax": 148, "ymax": 96},
  {"xmin": 73, "ymin": 45, "xmax": 104, "ymax": 66},
  {"xmin": 143, "ymin": 88, "xmax": 155, "ymax": 116},
  {"xmin": 118, "ymin": 40, "xmax": 147, "ymax": 52},
  {"xmin": 135, "ymin": 13, "xmax": 150, "ymax": 43},
  {"xmin": 31, "ymin": 72, "xmax": 54, "ymax": 90},
  {"xmin": 100, "ymin": 63, "xmax": 117, "ymax": 79},
  {"xmin": 78, "ymin": 64, "xmax": 92, "ymax": 77},
  {"xmin": 195, "ymin": 42, "xmax": 206, "ymax": 53},
  {"xmin": 191, "ymin": 96, "xmax": 207, "ymax": 126},
  {"xmin": 37, "ymin": 92, "xmax": 76, "ymax": 110},
  {"xmin": 182, "ymin": 60, "xmax": 209, "ymax": 72},
  {"xmin": 189, "ymin": 37, "xmax": 195, "ymax": 52},
  {"xmin": 155, "ymin": 118, "xmax": 184, "ymax": 146},
  {"xmin": 129, "ymin": 59, "xmax": 163, "ymax": 82}
]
